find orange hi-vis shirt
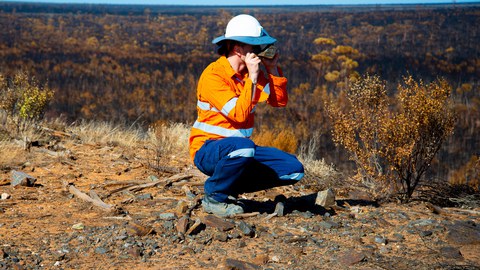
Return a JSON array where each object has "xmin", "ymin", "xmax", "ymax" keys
[{"xmin": 189, "ymin": 56, "xmax": 288, "ymax": 160}]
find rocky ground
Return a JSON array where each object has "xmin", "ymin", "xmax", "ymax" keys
[{"xmin": 1, "ymin": 134, "xmax": 480, "ymax": 270}]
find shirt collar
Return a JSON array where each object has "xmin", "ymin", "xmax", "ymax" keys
[{"xmin": 218, "ymin": 56, "xmax": 243, "ymax": 81}]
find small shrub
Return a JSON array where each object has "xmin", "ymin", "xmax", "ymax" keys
[
  {"xmin": 0, "ymin": 72, "xmax": 54, "ymax": 120},
  {"xmin": 0, "ymin": 72, "xmax": 54, "ymax": 138},
  {"xmin": 327, "ymin": 74, "xmax": 456, "ymax": 202}
]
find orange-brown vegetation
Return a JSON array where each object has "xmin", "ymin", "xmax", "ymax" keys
[
  {"xmin": 327, "ymin": 75, "xmax": 456, "ymax": 201},
  {"xmin": 0, "ymin": 3, "xmax": 479, "ymax": 192}
]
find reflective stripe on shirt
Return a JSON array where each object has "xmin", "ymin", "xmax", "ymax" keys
[
  {"xmin": 221, "ymin": 97, "xmax": 238, "ymax": 116},
  {"xmin": 193, "ymin": 121, "xmax": 253, "ymax": 138},
  {"xmin": 197, "ymin": 100, "xmax": 219, "ymax": 112}
]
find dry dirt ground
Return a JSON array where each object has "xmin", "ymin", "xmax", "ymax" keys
[{"xmin": 1, "ymin": 136, "xmax": 480, "ymax": 270}]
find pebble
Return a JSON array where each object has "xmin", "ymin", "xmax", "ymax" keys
[
  {"xmin": 214, "ymin": 232, "xmax": 228, "ymax": 242},
  {"xmin": 237, "ymin": 221, "xmax": 254, "ymax": 237},
  {"xmin": 72, "ymin": 223, "xmax": 84, "ymax": 230},
  {"xmin": 11, "ymin": 170, "xmax": 36, "ymax": 187},
  {"xmin": 315, "ymin": 188, "xmax": 336, "ymax": 208},
  {"xmin": 419, "ymin": 230, "xmax": 433, "ymax": 237},
  {"xmin": 157, "ymin": 213, "xmax": 177, "ymax": 221},
  {"xmin": 222, "ymin": 258, "xmax": 261, "ymax": 270},
  {"xmin": 374, "ymin": 236, "xmax": 387, "ymax": 245},
  {"xmin": 94, "ymin": 247, "xmax": 108, "ymax": 254},
  {"xmin": 1, "ymin": 193, "xmax": 10, "ymax": 200},
  {"xmin": 445, "ymin": 221, "xmax": 480, "ymax": 245},
  {"xmin": 202, "ymin": 215, "xmax": 235, "ymax": 231},
  {"xmin": 337, "ymin": 250, "xmax": 365, "ymax": 266},
  {"xmin": 136, "ymin": 193, "xmax": 152, "ymax": 201},
  {"xmin": 318, "ymin": 221, "xmax": 340, "ymax": 230},
  {"xmin": 439, "ymin": 246, "xmax": 462, "ymax": 259}
]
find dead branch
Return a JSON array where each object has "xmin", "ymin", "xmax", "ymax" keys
[
  {"xmin": 172, "ymin": 180, "xmax": 204, "ymax": 187},
  {"xmin": 66, "ymin": 183, "xmax": 116, "ymax": 212},
  {"xmin": 234, "ymin": 212, "xmax": 261, "ymax": 218},
  {"xmin": 127, "ymin": 173, "xmax": 193, "ymax": 193},
  {"xmin": 38, "ymin": 125, "xmax": 73, "ymax": 138},
  {"xmin": 443, "ymin": 207, "xmax": 480, "ymax": 216}
]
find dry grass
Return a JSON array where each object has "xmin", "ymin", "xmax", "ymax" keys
[
  {"xmin": 150, "ymin": 122, "xmax": 190, "ymax": 158},
  {"xmin": 298, "ymin": 133, "xmax": 340, "ymax": 191},
  {"xmin": 0, "ymin": 142, "xmax": 27, "ymax": 170},
  {"xmin": 67, "ymin": 120, "xmax": 151, "ymax": 147}
]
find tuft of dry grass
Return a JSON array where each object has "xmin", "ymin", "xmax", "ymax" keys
[
  {"xmin": 0, "ymin": 141, "xmax": 27, "ymax": 170},
  {"xmin": 298, "ymin": 133, "xmax": 340, "ymax": 191},
  {"xmin": 149, "ymin": 122, "xmax": 190, "ymax": 159},
  {"xmin": 67, "ymin": 120, "xmax": 151, "ymax": 147}
]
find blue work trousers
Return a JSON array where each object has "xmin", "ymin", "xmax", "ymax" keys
[{"xmin": 193, "ymin": 137, "xmax": 304, "ymax": 202}]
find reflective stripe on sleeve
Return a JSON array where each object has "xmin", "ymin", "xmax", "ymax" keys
[
  {"xmin": 227, "ymin": 148, "xmax": 255, "ymax": 158},
  {"xmin": 221, "ymin": 97, "xmax": 238, "ymax": 116},
  {"xmin": 197, "ymin": 100, "xmax": 219, "ymax": 112},
  {"xmin": 279, "ymin": 172, "xmax": 304, "ymax": 180},
  {"xmin": 193, "ymin": 121, "xmax": 253, "ymax": 138}
]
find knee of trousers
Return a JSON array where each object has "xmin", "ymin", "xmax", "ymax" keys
[
  {"xmin": 226, "ymin": 138, "xmax": 256, "ymax": 159},
  {"xmin": 279, "ymin": 160, "xmax": 305, "ymax": 181}
]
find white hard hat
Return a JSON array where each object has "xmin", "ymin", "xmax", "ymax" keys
[{"xmin": 212, "ymin": 14, "xmax": 276, "ymax": 45}]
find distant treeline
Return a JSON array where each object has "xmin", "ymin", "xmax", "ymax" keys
[{"xmin": 1, "ymin": 3, "xmax": 479, "ymax": 181}]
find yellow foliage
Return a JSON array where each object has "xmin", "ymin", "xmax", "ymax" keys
[
  {"xmin": 449, "ymin": 155, "xmax": 479, "ymax": 190},
  {"xmin": 325, "ymin": 71, "xmax": 340, "ymax": 82},
  {"xmin": 326, "ymin": 74, "xmax": 456, "ymax": 201},
  {"xmin": 313, "ymin": 37, "xmax": 336, "ymax": 46},
  {"xmin": 252, "ymin": 126, "xmax": 298, "ymax": 154},
  {"xmin": 0, "ymin": 72, "xmax": 54, "ymax": 120}
]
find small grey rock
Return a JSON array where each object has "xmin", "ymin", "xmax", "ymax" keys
[
  {"xmin": 11, "ymin": 170, "xmax": 36, "ymax": 187},
  {"xmin": 94, "ymin": 247, "xmax": 108, "ymax": 254},
  {"xmin": 237, "ymin": 221, "xmax": 254, "ymax": 237}
]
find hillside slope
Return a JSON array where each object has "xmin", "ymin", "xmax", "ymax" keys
[{"xmin": 0, "ymin": 124, "xmax": 479, "ymax": 269}]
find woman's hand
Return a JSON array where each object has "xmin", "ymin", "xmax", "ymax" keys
[
  {"xmin": 261, "ymin": 52, "xmax": 280, "ymax": 76},
  {"xmin": 245, "ymin": 52, "xmax": 261, "ymax": 84}
]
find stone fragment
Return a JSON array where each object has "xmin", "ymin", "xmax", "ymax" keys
[
  {"xmin": 175, "ymin": 200, "xmax": 189, "ymax": 216},
  {"xmin": 419, "ymin": 230, "xmax": 433, "ymax": 237},
  {"xmin": 186, "ymin": 218, "xmax": 204, "ymax": 235},
  {"xmin": 127, "ymin": 246, "xmax": 142, "ymax": 258},
  {"xmin": 94, "ymin": 247, "xmax": 108, "ymax": 254},
  {"xmin": 157, "ymin": 213, "xmax": 177, "ymax": 221},
  {"xmin": 274, "ymin": 201, "xmax": 285, "ymax": 217},
  {"xmin": 1, "ymin": 193, "xmax": 10, "ymax": 200},
  {"xmin": 147, "ymin": 175, "xmax": 159, "ymax": 182},
  {"xmin": 135, "ymin": 193, "xmax": 152, "ymax": 201},
  {"xmin": 221, "ymin": 258, "xmax": 261, "ymax": 270},
  {"xmin": 337, "ymin": 250, "xmax": 365, "ymax": 266},
  {"xmin": 71, "ymin": 223, "xmax": 84, "ymax": 230},
  {"xmin": 214, "ymin": 232, "xmax": 228, "ymax": 242},
  {"xmin": 237, "ymin": 221, "xmax": 254, "ymax": 237},
  {"xmin": 374, "ymin": 236, "xmax": 388, "ymax": 244},
  {"xmin": 127, "ymin": 221, "xmax": 153, "ymax": 237},
  {"xmin": 315, "ymin": 188, "xmax": 336, "ymax": 208},
  {"xmin": 445, "ymin": 221, "xmax": 480, "ymax": 245},
  {"xmin": 11, "ymin": 170, "xmax": 36, "ymax": 187},
  {"xmin": 252, "ymin": 254, "xmax": 269, "ymax": 265},
  {"xmin": 176, "ymin": 216, "xmax": 189, "ymax": 235},
  {"xmin": 319, "ymin": 220, "xmax": 340, "ymax": 230},
  {"xmin": 202, "ymin": 214, "xmax": 235, "ymax": 231},
  {"xmin": 439, "ymin": 246, "xmax": 463, "ymax": 260},
  {"xmin": 459, "ymin": 244, "xmax": 480, "ymax": 265}
]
